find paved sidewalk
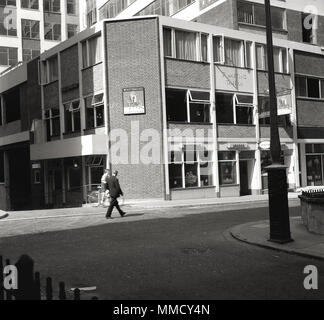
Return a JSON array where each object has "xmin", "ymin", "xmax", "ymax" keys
[
  {"xmin": 231, "ymin": 217, "xmax": 324, "ymax": 261},
  {"xmin": 0, "ymin": 193, "xmax": 299, "ymax": 222}
]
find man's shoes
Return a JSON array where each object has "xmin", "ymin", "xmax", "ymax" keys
[
  {"xmin": 120, "ymin": 212, "xmax": 127, "ymax": 218},
  {"xmin": 106, "ymin": 216, "xmax": 113, "ymax": 220}
]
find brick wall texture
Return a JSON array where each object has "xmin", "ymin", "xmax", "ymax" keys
[
  {"xmin": 297, "ymin": 99, "xmax": 324, "ymax": 127},
  {"xmin": 20, "ymin": 59, "xmax": 42, "ymax": 131},
  {"xmin": 217, "ymin": 125, "xmax": 256, "ymax": 139},
  {"xmin": 61, "ymin": 44, "xmax": 80, "ymax": 103},
  {"xmin": 295, "ymin": 51, "xmax": 324, "ymax": 77},
  {"xmin": 82, "ymin": 63, "xmax": 104, "ymax": 96},
  {"xmin": 43, "ymin": 81, "xmax": 59, "ymax": 109},
  {"xmin": 105, "ymin": 18, "xmax": 165, "ymax": 200},
  {"xmin": 165, "ymin": 59, "xmax": 210, "ymax": 89}
]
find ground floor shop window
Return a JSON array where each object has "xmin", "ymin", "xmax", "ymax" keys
[
  {"xmin": 219, "ymin": 151, "xmax": 237, "ymax": 185},
  {"xmin": 166, "ymin": 88, "xmax": 211, "ymax": 123},
  {"xmin": 305, "ymin": 144, "xmax": 324, "ymax": 186},
  {"xmin": 86, "ymin": 156, "xmax": 106, "ymax": 191},
  {"xmin": 169, "ymin": 144, "xmax": 213, "ymax": 189},
  {"xmin": 65, "ymin": 158, "xmax": 82, "ymax": 191},
  {"xmin": 261, "ymin": 150, "xmax": 285, "ymax": 190}
]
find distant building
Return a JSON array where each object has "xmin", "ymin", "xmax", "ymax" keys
[{"xmin": 0, "ymin": 0, "xmax": 80, "ymax": 74}]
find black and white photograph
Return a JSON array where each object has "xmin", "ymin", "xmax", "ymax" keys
[{"xmin": 0, "ymin": 0, "xmax": 324, "ymax": 308}]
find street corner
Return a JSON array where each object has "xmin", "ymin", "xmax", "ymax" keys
[{"xmin": 230, "ymin": 218, "xmax": 324, "ymax": 261}]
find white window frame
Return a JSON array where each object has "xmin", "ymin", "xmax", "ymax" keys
[
  {"xmin": 164, "ymin": 28, "xmax": 209, "ymax": 62},
  {"xmin": 213, "ymin": 36, "xmax": 246, "ymax": 68},
  {"xmin": 64, "ymin": 99, "xmax": 81, "ymax": 133},
  {"xmin": 85, "ymin": 92, "xmax": 105, "ymax": 128},
  {"xmin": 256, "ymin": 44, "xmax": 289, "ymax": 74},
  {"xmin": 169, "ymin": 143, "xmax": 214, "ymax": 189},
  {"xmin": 44, "ymin": 107, "xmax": 60, "ymax": 138}
]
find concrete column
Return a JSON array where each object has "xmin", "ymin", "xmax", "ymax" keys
[
  {"xmin": 300, "ymin": 143, "xmax": 307, "ymax": 188},
  {"xmin": 210, "ymin": 32, "xmax": 220, "ymax": 197},
  {"xmin": 158, "ymin": 19, "xmax": 171, "ymax": 200}
]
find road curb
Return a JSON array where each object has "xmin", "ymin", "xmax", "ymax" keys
[{"xmin": 230, "ymin": 222, "xmax": 324, "ymax": 262}]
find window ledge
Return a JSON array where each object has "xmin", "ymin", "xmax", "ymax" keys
[
  {"xmin": 168, "ymin": 122, "xmax": 213, "ymax": 126},
  {"xmin": 63, "ymin": 131, "xmax": 81, "ymax": 139},
  {"xmin": 165, "ymin": 57, "xmax": 210, "ymax": 65},
  {"xmin": 43, "ymin": 80, "xmax": 59, "ymax": 86},
  {"xmin": 257, "ymin": 69, "xmax": 291, "ymax": 76},
  {"xmin": 220, "ymin": 184, "xmax": 240, "ymax": 188},
  {"xmin": 82, "ymin": 62, "xmax": 103, "ymax": 71},
  {"xmin": 218, "ymin": 124, "xmax": 256, "ymax": 127},
  {"xmin": 214, "ymin": 63, "xmax": 253, "ymax": 71},
  {"xmin": 171, "ymin": 186, "xmax": 216, "ymax": 191},
  {"xmin": 238, "ymin": 22, "xmax": 288, "ymax": 34},
  {"xmin": 296, "ymin": 97, "xmax": 324, "ymax": 102}
]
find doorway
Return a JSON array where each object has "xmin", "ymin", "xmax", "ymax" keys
[{"xmin": 240, "ymin": 160, "xmax": 250, "ymax": 196}]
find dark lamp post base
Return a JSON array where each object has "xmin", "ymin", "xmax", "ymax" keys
[{"xmin": 266, "ymin": 164, "xmax": 294, "ymax": 244}]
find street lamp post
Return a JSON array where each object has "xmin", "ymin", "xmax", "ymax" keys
[{"xmin": 264, "ymin": 0, "xmax": 293, "ymax": 244}]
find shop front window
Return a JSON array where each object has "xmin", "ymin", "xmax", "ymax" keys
[
  {"xmin": 218, "ymin": 151, "xmax": 237, "ymax": 185},
  {"xmin": 305, "ymin": 144, "xmax": 324, "ymax": 187},
  {"xmin": 169, "ymin": 144, "xmax": 213, "ymax": 189},
  {"xmin": 86, "ymin": 156, "xmax": 105, "ymax": 192}
]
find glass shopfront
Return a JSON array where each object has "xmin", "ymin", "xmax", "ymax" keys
[{"xmin": 306, "ymin": 144, "xmax": 324, "ymax": 186}]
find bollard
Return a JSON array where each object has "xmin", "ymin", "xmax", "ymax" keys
[
  {"xmin": 34, "ymin": 272, "xmax": 41, "ymax": 300},
  {"xmin": 59, "ymin": 282, "xmax": 66, "ymax": 300},
  {"xmin": 46, "ymin": 277, "xmax": 53, "ymax": 300},
  {"xmin": 74, "ymin": 288, "xmax": 81, "ymax": 301},
  {"xmin": 15, "ymin": 255, "xmax": 35, "ymax": 300}
]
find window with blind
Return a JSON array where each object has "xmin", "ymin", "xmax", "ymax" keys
[
  {"xmin": 163, "ymin": 28, "xmax": 208, "ymax": 63},
  {"xmin": 213, "ymin": 36, "xmax": 251, "ymax": 68},
  {"xmin": 256, "ymin": 44, "xmax": 288, "ymax": 74},
  {"xmin": 82, "ymin": 35, "xmax": 102, "ymax": 68}
]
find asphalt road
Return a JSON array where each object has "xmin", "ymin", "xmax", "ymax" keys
[{"xmin": 1, "ymin": 205, "xmax": 323, "ymax": 300}]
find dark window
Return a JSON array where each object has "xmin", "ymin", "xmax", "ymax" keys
[
  {"xmin": 4, "ymin": 88, "xmax": 20, "ymax": 123},
  {"xmin": 216, "ymin": 93, "xmax": 234, "ymax": 124},
  {"xmin": 166, "ymin": 88, "xmax": 187, "ymax": 122},
  {"xmin": 85, "ymin": 94, "xmax": 105, "ymax": 129},
  {"xmin": 307, "ymin": 78, "xmax": 320, "ymax": 98},
  {"xmin": 190, "ymin": 103, "xmax": 210, "ymax": 123},
  {"xmin": 295, "ymin": 76, "xmax": 307, "ymax": 97},
  {"xmin": 302, "ymin": 13, "xmax": 316, "ymax": 44},
  {"xmin": 169, "ymin": 163, "xmax": 182, "ymax": 189}
]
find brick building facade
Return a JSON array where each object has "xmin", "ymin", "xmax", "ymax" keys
[{"xmin": 0, "ymin": 14, "xmax": 324, "ymax": 210}]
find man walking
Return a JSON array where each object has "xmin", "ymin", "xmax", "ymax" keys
[{"xmin": 106, "ymin": 170, "xmax": 126, "ymax": 219}]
